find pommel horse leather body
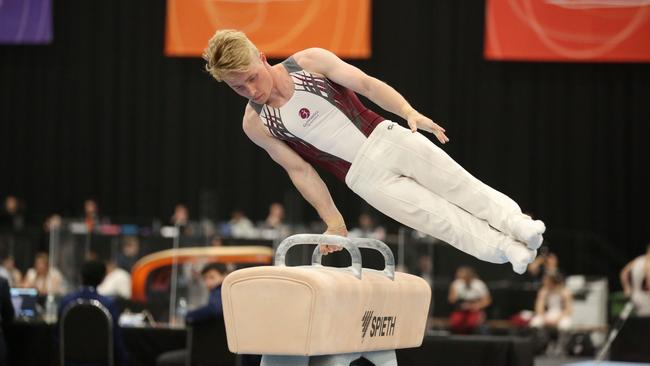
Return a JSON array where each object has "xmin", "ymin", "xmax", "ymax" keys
[{"xmin": 222, "ymin": 234, "xmax": 431, "ymax": 362}]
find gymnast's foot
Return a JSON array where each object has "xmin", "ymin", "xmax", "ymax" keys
[
  {"xmin": 504, "ymin": 242, "xmax": 537, "ymax": 274},
  {"xmin": 508, "ymin": 215, "xmax": 546, "ymax": 250}
]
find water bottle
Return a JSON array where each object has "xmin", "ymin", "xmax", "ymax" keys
[
  {"xmin": 44, "ymin": 294, "xmax": 58, "ymax": 323},
  {"xmin": 176, "ymin": 297, "xmax": 188, "ymax": 326}
]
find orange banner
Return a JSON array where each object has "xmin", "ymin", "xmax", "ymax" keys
[
  {"xmin": 165, "ymin": 0, "xmax": 371, "ymax": 58},
  {"xmin": 485, "ymin": 0, "xmax": 650, "ymax": 62}
]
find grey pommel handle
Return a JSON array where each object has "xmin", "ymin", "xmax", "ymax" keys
[
  {"xmin": 311, "ymin": 237, "xmax": 396, "ymax": 280},
  {"xmin": 274, "ymin": 234, "xmax": 362, "ymax": 279}
]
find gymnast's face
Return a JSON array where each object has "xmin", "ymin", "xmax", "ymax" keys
[{"xmin": 223, "ymin": 53, "xmax": 273, "ymax": 104}]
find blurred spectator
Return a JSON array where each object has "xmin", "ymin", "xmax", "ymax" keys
[
  {"xmin": 84, "ymin": 199, "xmax": 99, "ymax": 232},
  {"xmin": 44, "ymin": 214, "xmax": 63, "ymax": 232},
  {"xmin": 258, "ymin": 202, "xmax": 290, "ymax": 239},
  {"xmin": 415, "ymin": 254, "xmax": 433, "ymax": 286},
  {"xmin": 200, "ymin": 218, "xmax": 218, "ymax": 241},
  {"xmin": 98, "ymin": 260, "xmax": 131, "ymax": 299},
  {"xmin": 264, "ymin": 202, "xmax": 285, "ymax": 228},
  {"xmin": 531, "ymin": 273, "xmax": 573, "ymax": 330},
  {"xmin": 528, "ymin": 247, "xmax": 561, "ymax": 281},
  {"xmin": 209, "ymin": 235, "xmax": 223, "ymax": 247},
  {"xmin": 0, "ymin": 254, "xmax": 22, "ymax": 287},
  {"xmin": 348, "ymin": 213, "xmax": 386, "ymax": 240},
  {"xmin": 59, "ymin": 260, "xmax": 128, "ymax": 365},
  {"xmin": 228, "ymin": 209, "xmax": 256, "ymax": 239},
  {"xmin": 116, "ymin": 236, "xmax": 140, "ymax": 272},
  {"xmin": 170, "ymin": 203, "xmax": 201, "ymax": 237},
  {"xmin": 448, "ymin": 266, "xmax": 491, "ymax": 334},
  {"xmin": 0, "ymin": 195, "xmax": 25, "ymax": 231},
  {"xmin": 171, "ymin": 204, "xmax": 189, "ymax": 226},
  {"xmin": 157, "ymin": 263, "xmax": 227, "ymax": 365},
  {"xmin": 264, "ymin": 202, "xmax": 286, "ymax": 229},
  {"xmin": 620, "ymin": 243, "xmax": 650, "ymax": 316},
  {"xmin": 85, "ymin": 250, "xmax": 99, "ymax": 261},
  {"xmin": 0, "ymin": 277, "xmax": 15, "ymax": 365},
  {"xmin": 185, "ymin": 263, "xmax": 226, "ymax": 323},
  {"xmin": 41, "ymin": 213, "xmax": 63, "ymax": 252},
  {"xmin": 22, "ymin": 252, "xmax": 65, "ymax": 296}
]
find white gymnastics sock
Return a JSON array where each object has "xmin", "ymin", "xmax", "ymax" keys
[
  {"xmin": 503, "ymin": 242, "xmax": 537, "ymax": 274},
  {"xmin": 508, "ymin": 216, "xmax": 546, "ymax": 250}
]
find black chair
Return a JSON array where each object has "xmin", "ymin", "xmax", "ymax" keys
[
  {"xmin": 60, "ymin": 299, "xmax": 114, "ymax": 366},
  {"xmin": 186, "ymin": 317, "xmax": 235, "ymax": 366}
]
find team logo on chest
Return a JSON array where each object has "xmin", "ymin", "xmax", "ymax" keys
[
  {"xmin": 298, "ymin": 108, "xmax": 310, "ymax": 119},
  {"xmin": 299, "ymin": 107, "xmax": 320, "ymax": 128}
]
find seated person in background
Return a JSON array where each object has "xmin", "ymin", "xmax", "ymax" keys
[
  {"xmin": 170, "ymin": 203, "xmax": 202, "ymax": 237},
  {"xmin": 0, "ymin": 253, "xmax": 22, "ymax": 287},
  {"xmin": 185, "ymin": 263, "xmax": 226, "ymax": 323},
  {"xmin": 98, "ymin": 260, "xmax": 132, "ymax": 299},
  {"xmin": 265, "ymin": 202, "xmax": 285, "ymax": 226},
  {"xmin": 116, "ymin": 236, "xmax": 140, "ymax": 272},
  {"xmin": 258, "ymin": 202, "xmax": 290, "ymax": 239},
  {"xmin": 527, "ymin": 247, "xmax": 561, "ymax": 281},
  {"xmin": 448, "ymin": 266, "xmax": 491, "ymax": 334},
  {"xmin": 228, "ymin": 209, "xmax": 257, "ymax": 239},
  {"xmin": 157, "ymin": 263, "xmax": 227, "ymax": 366},
  {"xmin": 620, "ymin": 243, "xmax": 650, "ymax": 316},
  {"xmin": 59, "ymin": 260, "xmax": 128, "ymax": 365},
  {"xmin": 22, "ymin": 252, "xmax": 65, "ymax": 296},
  {"xmin": 530, "ymin": 273, "xmax": 573, "ymax": 331},
  {"xmin": 348, "ymin": 213, "xmax": 386, "ymax": 240},
  {"xmin": 0, "ymin": 195, "xmax": 25, "ymax": 232},
  {"xmin": 415, "ymin": 254, "xmax": 433, "ymax": 287}
]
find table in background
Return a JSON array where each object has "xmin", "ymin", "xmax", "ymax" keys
[
  {"xmin": 9, "ymin": 321, "xmax": 534, "ymax": 366},
  {"xmin": 397, "ymin": 334, "xmax": 534, "ymax": 366},
  {"xmin": 7, "ymin": 320, "xmax": 186, "ymax": 366}
]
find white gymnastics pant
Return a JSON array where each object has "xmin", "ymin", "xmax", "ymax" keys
[{"xmin": 346, "ymin": 120, "xmax": 526, "ymax": 264}]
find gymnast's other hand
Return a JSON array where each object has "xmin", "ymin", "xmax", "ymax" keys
[{"xmin": 405, "ymin": 109, "xmax": 449, "ymax": 144}]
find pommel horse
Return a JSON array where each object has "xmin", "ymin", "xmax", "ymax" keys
[{"xmin": 221, "ymin": 234, "xmax": 431, "ymax": 366}]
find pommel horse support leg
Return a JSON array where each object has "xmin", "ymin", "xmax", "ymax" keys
[{"xmin": 222, "ymin": 234, "xmax": 431, "ymax": 366}]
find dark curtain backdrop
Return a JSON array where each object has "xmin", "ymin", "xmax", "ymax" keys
[{"xmin": 1, "ymin": 1, "xmax": 649, "ymax": 267}]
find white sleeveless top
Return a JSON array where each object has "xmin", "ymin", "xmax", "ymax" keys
[{"xmin": 250, "ymin": 57, "xmax": 385, "ymax": 181}]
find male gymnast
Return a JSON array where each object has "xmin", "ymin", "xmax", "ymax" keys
[{"xmin": 202, "ymin": 30, "xmax": 545, "ymax": 274}]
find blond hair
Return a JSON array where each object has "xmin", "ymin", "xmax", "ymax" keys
[{"xmin": 203, "ymin": 29, "xmax": 259, "ymax": 82}]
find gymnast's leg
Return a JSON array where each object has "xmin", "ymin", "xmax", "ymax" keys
[
  {"xmin": 346, "ymin": 160, "xmax": 535, "ymax": 273},
  {"xmin": 360, "ymin": 122, "xmax": 545, "ymax": 249}
]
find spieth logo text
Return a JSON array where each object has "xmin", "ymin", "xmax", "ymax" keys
[{"xmin": 361, "ymin": 310, "xmax": 397, "ymax": 341}]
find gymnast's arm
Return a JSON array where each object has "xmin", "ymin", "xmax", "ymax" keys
[
  {"xmin": 242, "ymin": 106, "xmax": 348, "ymax": 240},
  {"xmin": 293, "ymin": 47, "xmax": 449, "ymax": 144}
]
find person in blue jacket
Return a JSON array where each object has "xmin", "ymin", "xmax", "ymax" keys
[
  {"xmin": 185, "ymin": 263, "xmax": 226, "ymax": 323},
  {"xmin": 157, "ymin": 263, "xmax": 227, "ymax": 366}
]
